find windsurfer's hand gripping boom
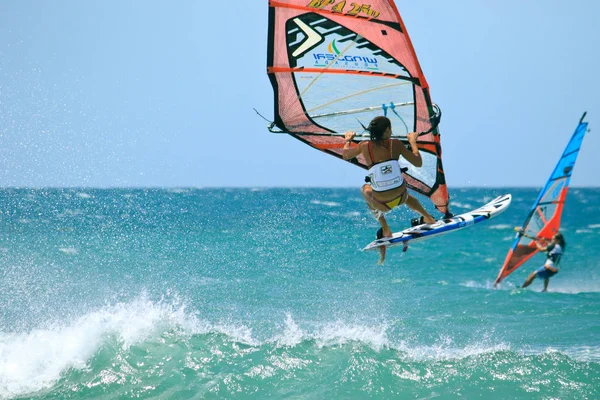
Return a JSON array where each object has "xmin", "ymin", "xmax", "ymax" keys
[
  {"xmin": 514, "ymin": 227, "xmax": 549, "ymax": 250},
  {"xmin": 515, "ymin": 227, "xmax": 540, "ymax": 240}
]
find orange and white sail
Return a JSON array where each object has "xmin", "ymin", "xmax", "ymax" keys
[{"xmin": 266, "ymin": 0, "xmax": 450, "ymax": 215}]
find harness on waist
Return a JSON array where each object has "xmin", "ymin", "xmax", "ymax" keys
[
  {"xmin": 545, "ymin": 244, "xmax": 563, "ymax": 267},
  {"xmin": 365, "ymin": 140, "xmax": 405, "ymax": 192}
]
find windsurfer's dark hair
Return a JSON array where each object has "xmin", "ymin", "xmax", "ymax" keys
[
  {"xmin": 367, "ymin": 116, "xmax": 391, "ymax": 141},
  {"xmin": 554, "ymin": 232, "xmax": 566, "ymax": 250}
]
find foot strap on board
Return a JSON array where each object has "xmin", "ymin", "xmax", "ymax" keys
[{"xmin": 411, "ymin": 216, "xmax": 424, "ymax": 227}]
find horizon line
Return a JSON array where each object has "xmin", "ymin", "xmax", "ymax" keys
[{"xmin": 1, "ymin": 185, "xmax": 599, "ymax": 190}]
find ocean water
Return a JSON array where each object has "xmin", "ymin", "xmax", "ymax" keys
[{"xmin": 1, "ymin": 187, "xmax": 599, "ymax": 399}]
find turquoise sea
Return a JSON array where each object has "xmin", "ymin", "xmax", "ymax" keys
[{"xmin": 1, "ymin": 188, "xmax": 599, "ymax": 399}]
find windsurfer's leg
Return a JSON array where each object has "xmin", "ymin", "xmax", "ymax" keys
[
  {"xmin": 404, "ymin": 195, "xmax": 435, "ymax": 224},
  {"xmin": 361, "ymin": 185, "xmax": 388, "ymax": 212},
  {"xmin": 361, "ymin": 185, "xmax": 393, "ymax": 237},
  {"xmin": 377, "ymin": 213, "xmax": 393, "ymax": 238},
  {"xmin": 521, "ymin": 271, "xmax": 536, "ymax": 288},
  {"xmin": 542, "ymin": 278, "xmax": 550, "ymax": 292},
  {"xmin": 378, "ymin": 246, "xmax": 387, "ymax": 265}
]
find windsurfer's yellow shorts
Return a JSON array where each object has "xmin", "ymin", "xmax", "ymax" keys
[{"xmin": 377, "ymin": 189, "xmax": 409, "ymax": 211}]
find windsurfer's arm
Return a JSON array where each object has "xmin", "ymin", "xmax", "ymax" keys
[
  {"xmin": 342, "ymin": 131, "xmax": 361, "ymax": 160},
  {"xmin": 518, "ymin": 230, "xmax": 550, "ymax": 251},
  {"xmin": 397, "ymin": 132, "xmax": 422, "ymax": 167},
  {"xmin": 516, "ymin": 229, "xmax": 547, "ymax": 247}
]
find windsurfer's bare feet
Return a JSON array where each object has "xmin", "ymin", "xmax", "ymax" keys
[
  {"xmin": 382, "ymin": 228, "xmax": 393, "ymax": 237},
  {"xmin": 423, "ymin": 216, "xmax": 435, "ymax": 224}
]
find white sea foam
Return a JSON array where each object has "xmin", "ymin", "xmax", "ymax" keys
[
  {"xmin": 3, "ymin": 297, "xmax": 596, "ymax": 398},
  {"xmin": 400, "ymin": 336, "xmax": 511, "ymax": 361},
  {"xmin": 57, "ymin": 209, "xmax": 83, "ymax": 217},
  {"xmin": 462, "ymin": 280, "xmax": 494, "ymax": 290},
  {"xmin": 461, "ymin": 280, "xmax": 518, "ymax": 291},
  {"xmin": 0, "ymin": 296, "xmax": 251, "ymax": 398},
  {"xmin": 310, "ymin": 200, "xmax": 341, "ymax": 207},
  {"xmin": 558, "ymin": 345, "xmax": 600, "ymax": 362},
  {"xmin": 424, "ymin": 314, "xmax": 452, "ymax": 322},
  {"xmin": 487, "ymin": 224, "xmax": 512, "ymax": 230},
  {"xmin": 57, "ymin": 247, "xmax": 77, "ymax": 255},
  {"xmin": 588, "ymin": 224, "xmax": 600, "ymax": 229},
  {"xmin": 315, "ymin": 321, "xmax": 388, "ymax": 350},
  {"xmin": 325, "ymin": 211, "xmax": 355, "ymax": 219},
  {"xmin": 166, "ymin": 188, "xmax": 189, "ymax": 194},
  {"xmin": 273, "ymin": 314, "xmax": 304, "ymax": 347},
  {"xmin": 451, "ymin": 202, "xmax": 473, "ymax": 209},
  {"xmin": 543, "ymin": 281, "xmax": 600, "ymax": 294},
  {"xmin": 76, "ymin": 192, "xmax": 91, "ymax": 199},
  {"xmin": 273, "ymin": 316, "xmax": 600, "ymax": 363},
  {"xmin": 270, "ymin": 315, "xmax": 389, "ymax": 351},
  {"xmin": 465, "ymin": 278, "xmax": 600, "ymax": 295}
]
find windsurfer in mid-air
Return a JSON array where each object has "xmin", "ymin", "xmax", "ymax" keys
[
  {"xmin": 521, "ymin": 232, "xmax": 565, "ymax": 292},
  {"xmin": 343, "ymin": 116, "xmax": 435, "ymax": 264}
]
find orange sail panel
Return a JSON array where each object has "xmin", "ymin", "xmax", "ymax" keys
[
  {"xmin": 494, "ymin": 113, "xmax": 589, "ymax": 286},
  {"xmin": 267, "ymin": 0, "xmax": 449, "ymax": 215}
]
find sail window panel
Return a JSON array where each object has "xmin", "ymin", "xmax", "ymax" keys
[{"xmin": 294, "ymin": 73, "xmax": 415, "ymax": 135}]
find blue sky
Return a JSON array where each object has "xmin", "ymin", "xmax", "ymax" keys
[{"xmin": 0, "ymin": 0, "xmax": 598, "ymax": 187}]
